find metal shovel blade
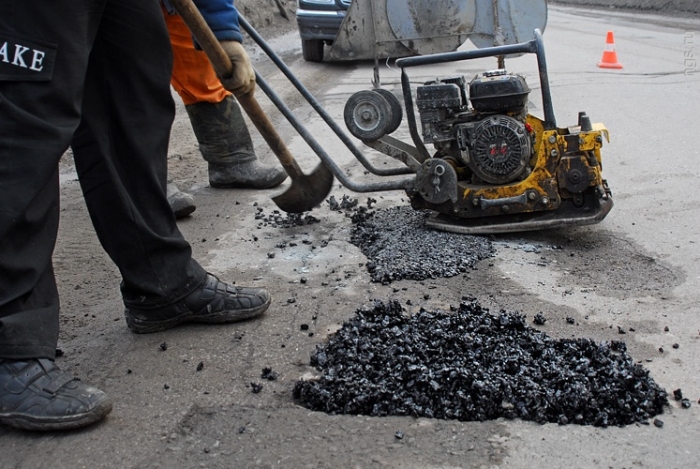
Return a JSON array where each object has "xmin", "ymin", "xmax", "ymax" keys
[{"xmin": 272, "ymin": 162, "xmax": 334, "ymax": 213}]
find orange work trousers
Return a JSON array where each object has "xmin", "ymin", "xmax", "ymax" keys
[{"xmin": 164, "ymin": 9, "xmax": 231, "ymax": 105}]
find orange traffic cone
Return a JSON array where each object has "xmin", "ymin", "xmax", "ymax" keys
[{"xmin": 598, "ymin": 31, "xmax": 623, "ymax": 69}]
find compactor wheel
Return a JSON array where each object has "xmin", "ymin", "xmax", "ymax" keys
[
  {"xmin": 372, "ymin": 89, "xmax": 403, "ymax": 135},
  {"xmin": 344, "ymin": 90, "xmax": 394, "ymax": 141}
]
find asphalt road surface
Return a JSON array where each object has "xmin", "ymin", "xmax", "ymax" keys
[{"xmin": 3, "ymin": 5, "xmax": 699, "ymax": 468}]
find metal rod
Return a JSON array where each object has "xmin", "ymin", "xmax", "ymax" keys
[
  {"xmin": 401, "ymin": 69, "xmax": 431, "ymax": 161},
  {"xmin": 534, "ymin": 29, "xmax": 557, "ymax": 129},
  {"xmin": 239, "ymin": 15, "xmax": 412, "ymax": 177},
  {"xmin": 492, "ymin": 0, "xmax": 505, "ymax": 69},
  {"xmin": 369, "ymin": 0, "xmax": 381, "ymax": 88},
  {"xmin": 396, "ymin": 40, "xmax": 537, "ymax": 68}
]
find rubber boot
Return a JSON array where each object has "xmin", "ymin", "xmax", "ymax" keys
[
  {"xmin": 185, "ymin": 95, "xmax": 288, "ymax": 189},
  {"xmin": 167, "ymin": 181, "xmax": 196, "ymax": 219}
]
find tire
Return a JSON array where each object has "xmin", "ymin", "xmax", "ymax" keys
[{"xmin": 302, "ymin": 40, "xmax": 324, "ymax": 62}]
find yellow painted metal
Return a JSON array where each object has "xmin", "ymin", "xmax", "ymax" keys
[{"xmin": 458, "ymin": 114, "xmax": 609, "ymax": 214}]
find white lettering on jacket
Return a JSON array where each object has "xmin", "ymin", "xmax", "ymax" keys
[{"xmin": 0, "ymin": 41, "xmax": 45, "ymax": 72}]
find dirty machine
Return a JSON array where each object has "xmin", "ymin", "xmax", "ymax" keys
[{"xmin": 341, "ymin": 30, "xmax": 613, "ymax": 233}]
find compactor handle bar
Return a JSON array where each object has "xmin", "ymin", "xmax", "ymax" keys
[{"xmin": 396, "ymin": 29, "xmax": 556, "ymax": 131}]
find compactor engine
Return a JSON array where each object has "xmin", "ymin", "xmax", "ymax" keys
[{"xmin": 417, "ymin": 71, "xmax": 533, "ymax": 186}]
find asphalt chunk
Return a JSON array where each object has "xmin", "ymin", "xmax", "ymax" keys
[
  {"xmin": 261, "ymin": 367, "xmax": 279, "ymax": 381},
  {"xmin": 251, "ymin": 382, "xmax": 263, "ymax": 394}
]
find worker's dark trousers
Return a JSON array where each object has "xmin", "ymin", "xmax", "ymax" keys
[{"xmin": 0, "ymin": 0, "xmax": 206, "ymax": 360}]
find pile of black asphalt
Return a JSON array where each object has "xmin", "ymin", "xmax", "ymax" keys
[
  {"xmin": 348, "ymin": 205, "xmax": 494, "ymax": 284},
  {"xmin": 294, "ymin": 299, "xmax": 669, "ymax": 427}
]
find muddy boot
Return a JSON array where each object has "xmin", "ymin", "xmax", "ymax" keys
[
  {"xmin": 185, "ymin": 95, "xmax": 287, "ymax": 189},
  {"xmin": 167, "ymin": 181, "xmax": 196, "ymax": 219}
]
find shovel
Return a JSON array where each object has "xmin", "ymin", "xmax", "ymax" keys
[{"xmin": 169, "ymin": 0, "xmax": 333, "ymax": 213}]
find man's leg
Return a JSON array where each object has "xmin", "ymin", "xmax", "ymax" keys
[
  {"xmin": 72, "ymin": 0, "xmax": 206, "ymax": 304},
  {"xmin": 72, "ymin": 0, "xmax": 271, "ymax": 334},
  {"xmin": 0, "ymin": 0, "xmax": 100, "ymax": 362},
  {"xmin": 0, "ymin": 0, "xmax": 112, "ymax": 431},
  {"xmin": 165, "ymin": 11, "xmax": 287, "ymax": 192}
]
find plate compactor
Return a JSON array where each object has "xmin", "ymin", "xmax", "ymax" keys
[{"xmin": 342, "ymin": 30, "xmax": 613, "ymax": 234}]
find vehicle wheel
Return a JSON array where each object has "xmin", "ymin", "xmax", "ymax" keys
[{"xmin": 302, "ymin": 40, "xmax": 324, "ymax": 62}]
